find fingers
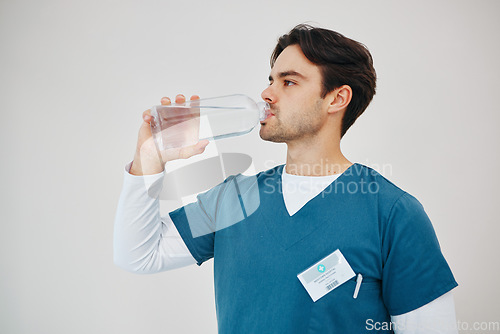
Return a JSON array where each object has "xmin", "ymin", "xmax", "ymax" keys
[
  {"xmin": 142, "ymin": 109, "xmax": 152, "ymax": 123},
  {"xmin": 190, "ymin": 94, "xmax": 201, "ymax": 108},
  {"xmin": 177, "ymin": 140, "xmax": 210, "ymax": 159},
  {"xmin": 175, "ymin": 94, "xmax": 186, "ymax": 104},
  {"xmin": 196, "ymin": 139, "xmax": 210, "ymax": 151},
  {"xmin": 161, "ymin": 94, "xmax": 200, "ymax": 105},
  {"xmin": 161, "ymin": 140, "xmax": 209, "ymax": 162}
]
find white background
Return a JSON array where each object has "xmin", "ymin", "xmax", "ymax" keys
[{"xmin": 1, "ymin": 0, "xmax": 499, "ymax": 333}]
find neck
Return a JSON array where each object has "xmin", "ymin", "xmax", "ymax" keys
[{"xmin": 285, "ymin": 136, "xmax": 352, "ymax": 176}]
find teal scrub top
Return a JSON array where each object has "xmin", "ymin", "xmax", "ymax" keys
[{"xmin": 169, "ymin": 163, "xmax": 458, "ymax": 334}]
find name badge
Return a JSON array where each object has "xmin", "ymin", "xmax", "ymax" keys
[{"xmin": 297, "ymin": 249, "xmax": 355, "ymax": 302}]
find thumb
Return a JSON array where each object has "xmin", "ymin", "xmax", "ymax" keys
[{"xmin": 177, "ymin": 140, "xmax": 210, "ymax": 159}]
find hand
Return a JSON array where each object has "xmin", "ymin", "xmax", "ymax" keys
[{"xmin": 130, "ymin": 94, "xmax": 210, "ymax": 176}]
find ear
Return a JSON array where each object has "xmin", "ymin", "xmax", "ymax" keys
[{"xmin": 327, "ymin": 85, "xmax": 352, "ymax": 115}]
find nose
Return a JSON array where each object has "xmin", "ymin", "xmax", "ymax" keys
[{"xmin": 261, "ymin": 85, "xmax": 275, "ymax": 104}]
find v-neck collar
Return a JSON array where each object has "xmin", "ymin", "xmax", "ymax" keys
[
  {"xmin": 279, "ymin": 163, "xmax": 357, "ymax": 216},
  {"xmin": 259, "ymin": 163, "xmax": 360, "ymax": 250},
  {"xmin": 281, "ymin": 167, "xmax": 342, "ymax": 216}
]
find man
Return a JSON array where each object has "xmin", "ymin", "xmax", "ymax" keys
[{"xmin": 114, "ymin": 24, "xmax": 458, "ymax": 333}]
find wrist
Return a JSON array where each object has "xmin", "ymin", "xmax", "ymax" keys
[{"xmin": 130, "ymin": 152, "xmax": 165, "ymax": 176}]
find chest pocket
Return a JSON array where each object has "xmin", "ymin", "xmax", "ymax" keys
[{"xmin": 306, "ymin": 277, "xmax": 392, "ymax": 333}]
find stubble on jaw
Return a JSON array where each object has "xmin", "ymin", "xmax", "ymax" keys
[{"xmin": 259, "ymin": 99, "xmax": 325, "ymax": 143}]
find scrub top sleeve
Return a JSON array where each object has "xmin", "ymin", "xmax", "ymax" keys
[
  {"xmin": 381, "ymin": 192, "xmax": 458, "ymax": 316},
  {"xmin": 169, "ymin": 179, "xmax": 231, "ymax": 266}
]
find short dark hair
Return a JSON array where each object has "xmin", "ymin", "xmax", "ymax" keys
[{"xmin": 271, "ymin": 24, "xmax": 377, "ymax": 138}]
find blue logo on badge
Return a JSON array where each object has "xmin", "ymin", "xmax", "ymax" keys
[{"xmin": 317, "ymin": 264, "xmax": 326, "ymax": 273}]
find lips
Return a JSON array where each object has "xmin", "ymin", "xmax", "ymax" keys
[
  {"xmin": 260, "ymin": 114, "xmax": 274, "ymax": 124},
  {"xmin": 260, "ymin": 108, "xmax": 275, "ymax": 124}
]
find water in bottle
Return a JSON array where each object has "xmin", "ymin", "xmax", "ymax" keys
[{"xmin": 150, "ymin": 94, "xmax": 270, "ymax": 151}]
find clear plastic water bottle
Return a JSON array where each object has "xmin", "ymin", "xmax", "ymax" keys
[{"xmin": 150, "ymin": 94, "xmax": 270, "ymax": 151}]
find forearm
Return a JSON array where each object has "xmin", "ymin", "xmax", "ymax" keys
[{"xmin": 113, "ymin": 162, "xmax": 195, "ymax": 273}]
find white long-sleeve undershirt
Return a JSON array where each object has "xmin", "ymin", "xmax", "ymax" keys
[{"xmin": 113, "ymin": 163, "xmax": 458, "ymax": 333}]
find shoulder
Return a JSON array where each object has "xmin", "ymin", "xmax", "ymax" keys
[
  {"xmin": 350, "ymin": 163, "xmax": 405, "ymax": 197},
  {"xmin": 350, "ymin": 163, "xmax": 404, "ymax": 192},
  {"xmin": 224, "ymin": 164, "xmax": 280, "ymax": 186},
  {"xmin": 349, "ymin": 163, "xmax": 426, "ymax": 217},
  {"xmin": 205, "ymin": 165, "xmax": 281, "ymax": 202},
  {"xmin": 224, "ymin": 164, "xmax": 282, "ymax": 189}
]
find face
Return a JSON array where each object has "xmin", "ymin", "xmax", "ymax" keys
[{"xmin": 260, "ymin": 44, "xmax": 329, "ymax": 143}]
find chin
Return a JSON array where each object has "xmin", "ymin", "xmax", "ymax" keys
[
  {"xmin": 259, "ymin": 127, "xmax": 272, "ymax": 141},
  {"xmin": 259, "ymin": 132, "xmax": 270, "ymax": 141},
  {"xmin": 259, "ymin": 124, "xmax": 288, "ymax": 143},
  {"xmin": 259, "ymin": 131, "xmax": 285, "ymax": 143}
]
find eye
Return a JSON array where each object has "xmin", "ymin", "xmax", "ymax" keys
[{"xmin": 284, "ymin": 80, "xmax": 295, "ymax": 86}]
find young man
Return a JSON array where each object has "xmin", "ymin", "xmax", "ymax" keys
[{"xmin": 114, "ymin": 25, "xmax": 458, "ymax": 333}]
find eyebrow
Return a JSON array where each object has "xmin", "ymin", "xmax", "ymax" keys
[{"xmin": 268, "ymin": 70, "xmax": 306, "ymax": 82}]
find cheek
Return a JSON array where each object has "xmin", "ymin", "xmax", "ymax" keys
[{"xmin": 289, "ymin": 102, "xmax": 309, "ymax": 121}]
